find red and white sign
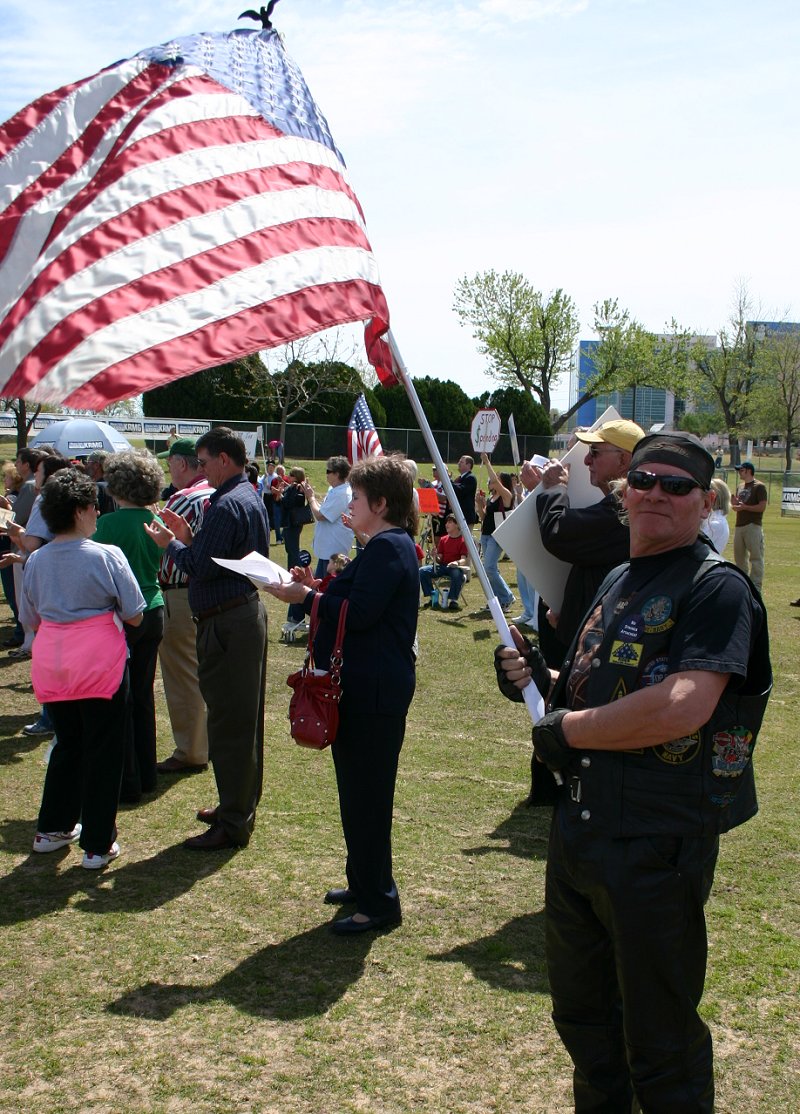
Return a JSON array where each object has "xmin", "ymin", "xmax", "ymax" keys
[{"xmin": 470, "ymin": 408, "xmax": 502, "ymax": 454}]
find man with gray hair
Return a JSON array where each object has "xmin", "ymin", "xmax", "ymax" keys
[
  {"xmin": 155, "ymin": 439, "xmax": 213, "ymax": 775},
  {"xmin": 84, "ymin": 451, "xmax": 116, "ymax": 516}
]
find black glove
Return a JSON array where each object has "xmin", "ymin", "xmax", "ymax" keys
[
  {"xmin": 532, "ymin": 709, "xmax": 571, "ymax": 772},
  {"xmin": 494, "ymin": 638, "xmax": 551, "ymax": 703}
]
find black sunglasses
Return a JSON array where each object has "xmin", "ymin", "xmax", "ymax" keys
[{"xmin": 627, "ymin": 469, "xmax": 705, "ymax": 497}]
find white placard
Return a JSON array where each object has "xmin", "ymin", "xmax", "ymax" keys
[
  {"xmin": 471, "ymin": 408, "xmax": 502, "ymax": 454},
  {"xmin": 493, "ymin": 406, "xmax": 622, "ymax": 612},
  {"xmin": 240, "ymin": 430, "xmax": 259, "ymax": 459}
]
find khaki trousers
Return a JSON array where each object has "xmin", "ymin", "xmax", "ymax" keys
[
  {"xmin": 733, "ymin": 523, "xmax": 764, "ymax": 592},
  {"xmin": 158, "ymin": 588, "xmax": 208, "ymax": 766}
]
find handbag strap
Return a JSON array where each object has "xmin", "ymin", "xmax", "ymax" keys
[{"xmin": 305, "ymin": 594, "xmax": 349, "ymax": 687}]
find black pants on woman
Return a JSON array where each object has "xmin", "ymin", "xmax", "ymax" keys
[
  {"xmin": 331, "ymin": 704, "xmax": 405, "ymax": 918},
  {"xmin": 120, "ymin": 606, "xmax": 164, "ymax": 801},
  {"xmin": 38, "ymin": 670, "xmax": 129, "ymax": 855}
]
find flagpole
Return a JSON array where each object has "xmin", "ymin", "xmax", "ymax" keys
[{"xmin": 387, "ymin": 330, "xmax": 546, "ymax": 726}]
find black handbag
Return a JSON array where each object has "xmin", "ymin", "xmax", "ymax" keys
[{"xmin": 289, "ymin": 503, "xmax": 314, "ymax": 527}]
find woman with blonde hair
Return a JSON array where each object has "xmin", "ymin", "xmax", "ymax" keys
[{"xmin": 705, "ymin": 477, "xmax": 732, "ymax": 554}]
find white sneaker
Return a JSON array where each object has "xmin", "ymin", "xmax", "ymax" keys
[
  {"xmin": 81, "ymin": 842, "xmax": 121, "ymax": 870},
  {"xmin": 32, "ymin": 824, "xmax": 82, "ymax": 853}
]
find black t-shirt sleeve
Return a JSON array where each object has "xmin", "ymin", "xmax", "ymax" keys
[{"xmin": 670, "ymin": 566, "xmax": 762, "ymax": 681}]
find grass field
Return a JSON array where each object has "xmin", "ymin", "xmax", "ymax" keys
[{"xmin": 0, "ymin": 462, "xmax": 797, "ymax": 1113}]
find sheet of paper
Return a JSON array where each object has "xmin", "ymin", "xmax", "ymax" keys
[
  {"xmin": 493, "ymin": 406, "xmax": 622, "ymax": 613},
  {"xmin": 212, "ymin": 550, "xmax": 292, "ymax": 588}
]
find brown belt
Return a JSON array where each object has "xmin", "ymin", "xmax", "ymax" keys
[
  {"xmin": 160, "ymin": 583, "xmax": 188, "ymax": 591},
  {"xmin": 192, "ymin": 591, "xmax": 257, "ymax": 624}
]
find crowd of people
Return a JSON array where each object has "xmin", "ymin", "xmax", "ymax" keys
[{"xmin": 0, "ymin": 424, "xmax": 776, "ymax": 1110}]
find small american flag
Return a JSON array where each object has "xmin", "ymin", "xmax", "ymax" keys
[
  {"xmin": 0, "ymin": 28, "xmax": 398, "ymax": 408},
  {"xmin": 347, "ymin": 393, "xmax": 383, "ymax": 463}
]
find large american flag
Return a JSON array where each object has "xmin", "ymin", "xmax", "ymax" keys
[
  {"xmin": 0, "ymin": 28, "xmax": 398, "ymax": 408},
  {"xmin": 347, "ymin": 393, "xmax": 383, "ymax": 463}
]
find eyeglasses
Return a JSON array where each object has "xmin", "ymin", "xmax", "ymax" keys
[
  {"xmin": 627, "ymin": 469, "xmax": 705, "ymax": 497},
  {"xmin": 588, "ymin": 446, "xmax": 623, "ymax": 458}
]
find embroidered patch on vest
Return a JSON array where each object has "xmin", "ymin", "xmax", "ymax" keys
[
  {"xmin": 639, "ymin": 656, "xmax": 669, "ymax": 687},
  {"xmin": 617, "ymin": 614, "xmax": 643, "ymax": 641},
  {"xmin": 641, "ymin": 595, "xmax": 674, "ymax": 633},
  {"xmin": 654, "ymin": 733, "xmax": 701, "ymax": 765},
  {"xmin": 711, "ymin": 726, "xmax": 754, "ymax": 777},
  {"xmin": 612, "ymin": 678, "xmax": 628, "ymax": 700},
  {"xmin": 610, "ymin": 640, "xmax": 643, "ymax": 667}
]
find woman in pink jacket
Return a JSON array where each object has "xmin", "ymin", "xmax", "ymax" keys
[{"xmin": 20, "ymin": 469, "xmax": 145, "ymax": 869}]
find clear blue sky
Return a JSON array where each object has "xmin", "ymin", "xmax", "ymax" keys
[{"xmin": 2, "ymin": 0, "xmax": 797, "ymax": 408}]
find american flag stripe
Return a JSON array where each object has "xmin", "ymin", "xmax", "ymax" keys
[
  {"xmin": 0, "ymin": 29, "xmax": 397, "ymax": 407},
  {"xmin": 27, "ymin": 255, "xmax": 385, "ymax": 407},
  {"xmin": 2, "ymin": 195, "xmax": 371, "ymax": 369}
]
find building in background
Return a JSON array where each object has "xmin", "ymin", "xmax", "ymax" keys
[{"xmin": 568, "ymin": 334, "xmax": 717, "ymax": 432}]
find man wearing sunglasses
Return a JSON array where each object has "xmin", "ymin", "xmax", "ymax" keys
[{"xmin": 497, "ymin": 431, "xmax": 771, "ymax": 1113}]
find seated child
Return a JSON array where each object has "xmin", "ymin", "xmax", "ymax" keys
[
  {"xmin": 419, "ymin": 515, "xmax": 469, "ymax": 610},
  {"xmin": 318, "ymin": 552, "xmax": 349, "ymax": 593}
]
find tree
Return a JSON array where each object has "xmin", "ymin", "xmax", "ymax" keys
[
  {"xmin": 750, "ymin": 326, "xmax": 800, "ymax": 471},
  {"xmin": 453, "ymin": 270, "xmax": 579, "ymax": 419},
  {"xmin": 475, "ymin": 385, "xmax": 551, "ymax": 436},
  {"xmin": 375, "ymin": 376, "xmax": 474, "ymax": 431},
  {"xmin": 143, "ymin": 354, "xmax": 271, "ymax": 421},
  {"xmin": 1, "ymin": 398, "xmax": 42, "ymax": 450},
  {"xmin": 682, "ymin": 285, "xmax": 761, "ymax": 465},
  {"xmin": 261, "ymin": 334, "xmax": 370, "ymax": 444},
  {"xmin": 555, "ymin": 299, "xmax": 664, "ymax": 431}
]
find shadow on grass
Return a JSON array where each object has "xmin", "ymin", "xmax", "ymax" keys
[
  {"xmin": 428, "ymin": 909, "xmax": 549, "ymax": 994},
  {"xmin": 461, "ymin": 800, "xmax": 550, "ymax": 862},
  {"xmin": 0, "ymin": 835, "xmax": 232, "ymax": 924},
  {"xmin": 0, "ymin": 723, "xmax": 50, "ymax": 764},
  {"xmin": 106, "ymin": 922, "xmax": 374, "ymax": 1020}
]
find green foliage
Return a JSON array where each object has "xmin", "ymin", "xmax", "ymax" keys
[
  {"xmin": 557, "ymin": 299, "xmax": 665, "ymax": 431},
  {"xmin": 453, "ymin": 270, "xmax": 579, "ymax": 418},
  {"xmin": 475, "ymin": 385, "xmax": 551, "ymax": 436},
  {"xmin": 290, "ymin": 362, "xmax": 385, "ymax": 426},
  {"xmin": 375, "ymin": 376, "xmax": 474, "ymax": 431},
  {"xmin": 143, "ymin": 353, "xmax": 271, "ymax": 420},
  {"xmin": 749, "ymin": 327, "xmax": 800, "ymax": 469},
  {"xmin": 679, "ymin": 286, "xmax": 762, "ymax": 461},
  {"xmin": 675, "ymin": 410, "xmax": 725, "ymax": 438}
]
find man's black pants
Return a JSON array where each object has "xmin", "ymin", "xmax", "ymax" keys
[{"xmin": 546, "ymin": 809, "xmax": 720, "ymax": 1113}]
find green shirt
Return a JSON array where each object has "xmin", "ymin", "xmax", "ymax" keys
[{"xmin": 93, "ymin": 508, "xmax": 164, "ymax": 610}]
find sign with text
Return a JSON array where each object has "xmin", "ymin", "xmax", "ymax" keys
[
  {"xmin": 781, "ymin": 486, "xmax": 800, "ymax": 516},
  {"xmin": 470, "ymin": 408, "xmax": 501, "ymax": 454}
]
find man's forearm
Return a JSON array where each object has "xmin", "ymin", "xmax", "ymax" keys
[{"xmin": 561, "ymin": 671, "xmax": 730, "ymax": 751}]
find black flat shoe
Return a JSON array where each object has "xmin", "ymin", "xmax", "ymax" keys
[
  {"xmin": 330, "ymin": 911, "xmax": 402, "ymax": 935},
  {"xmin": 324, "ymin": 887, "xmax": 356, "ymax": 905}
]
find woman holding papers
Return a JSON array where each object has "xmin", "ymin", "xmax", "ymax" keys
[
  {"xmin": 476, "ymin": 453, "xmax": 516, "ymax": 612},
  {"xmin": 265, "ymin": 456, "xmax": 419, "ymax": 935}
]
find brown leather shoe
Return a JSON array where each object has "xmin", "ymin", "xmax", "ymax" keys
[
  {"xmin": 156, "ymin": 756, "xmax": 208, "ymax": 774},
  {"xmin": 183, "ymin": 824, "xmax": 239, "ymax": 851},
  {"xmin": 196, "ymin": 806, "xmax": 218, "ymax": 825}
]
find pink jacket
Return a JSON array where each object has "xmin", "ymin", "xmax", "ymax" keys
[{"xmin": 31, "ymin": 612, "xmax": 127, "ymax": 702}]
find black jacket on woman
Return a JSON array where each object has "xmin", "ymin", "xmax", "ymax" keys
[{"xmin": 303, "ymin": 527, "xmax": 418, "ymax": 716}]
